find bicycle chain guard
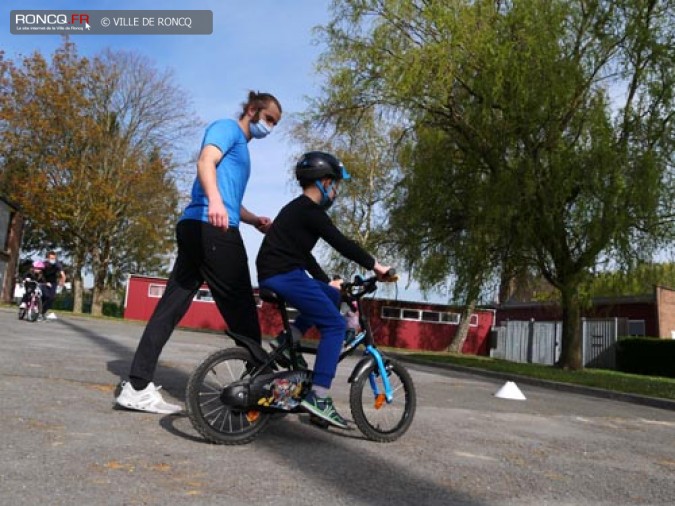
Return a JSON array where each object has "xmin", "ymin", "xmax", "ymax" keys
[{"xmin": 220, "ymin": 370, "xmax": 312, "ymax": 412}]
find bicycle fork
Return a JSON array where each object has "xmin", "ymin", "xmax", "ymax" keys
[{"xmin": 364, "ymin": 345, "xmax": 394, "ymax": 404}]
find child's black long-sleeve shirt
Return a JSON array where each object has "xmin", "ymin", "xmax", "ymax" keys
[{"xmin": 256, "ymin": 195, "xmax": 375, "ymax": 283}]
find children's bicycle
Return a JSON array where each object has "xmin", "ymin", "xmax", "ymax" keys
[
  {"xmin": 185, "ymin": 272, "xmax": 416, "ymax": 444},
  {"xmin": 18, "ymin": 280, "xmax": 43, "ymax": 322}
]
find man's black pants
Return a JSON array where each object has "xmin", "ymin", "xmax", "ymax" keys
[{"xmin": 129, "ymin": 219, "xmax": 261, "ymax": 387}]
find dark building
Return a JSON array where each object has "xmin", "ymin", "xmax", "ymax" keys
[
  {"xmin": 0, "ymin": 196, "xmax": 23, "ymax": 304},
  {"xmin": 496, "ymin": 285, "xmax": 675, "ymax": 339}
]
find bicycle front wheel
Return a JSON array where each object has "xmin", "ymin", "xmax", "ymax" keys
[
  {"xmin": 27, "ymin": 301, "xmax": 41, "ymax": 322},
  {"xmin": 186, "ymin": 347, "xmax": 272, "ymax": 445},
  {"xmin": 349, "ymin": 358, "xmax": 416, "ymax": 442}
]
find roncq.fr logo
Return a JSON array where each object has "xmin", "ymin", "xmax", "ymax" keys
[{"xmin": 14, "ymin": 13, "xmax": 90, "ymax": 26}]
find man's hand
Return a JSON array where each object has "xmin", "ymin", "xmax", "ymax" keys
[
  {"xmin": 208, "ymin": 201, "xmax": 229, "ymax": 230},
  {"xmin": 255, "ymin": 216, "xmax": 272, "ymax": 233}
]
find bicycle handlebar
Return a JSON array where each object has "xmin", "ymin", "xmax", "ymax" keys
[{"xmin": 341, "ymin": 269, "xmax": 398, "ymax": 299}]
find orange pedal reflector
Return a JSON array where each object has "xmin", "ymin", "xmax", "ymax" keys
[
  {"xmin": 374, "ymin": 393, "xmax": 386, "ymax": 409},
  {"xmin": 245, "ymin": 410, "xmax": 260, "ymax": 422}
]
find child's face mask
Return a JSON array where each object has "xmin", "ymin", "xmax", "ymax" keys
[{"xmin": 316, "ymin": 180, "xmax": 338, "ymax": 210}]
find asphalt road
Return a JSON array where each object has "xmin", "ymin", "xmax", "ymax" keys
[{"xmin": 1, "ymin": 307, "xmax": 674, "ymax": 506}]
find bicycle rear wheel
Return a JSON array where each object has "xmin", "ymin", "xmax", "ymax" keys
[
  {"xmin": 349, "ymin": 358, "xmax": 416, "ymax": 442},
  {"xmin": 186, "ymin": 347, "xmax": 272, "ymax": 445}
]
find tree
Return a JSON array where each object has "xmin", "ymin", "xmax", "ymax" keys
[
  {"xmin": 288, "ymin": 108, "xmax": 401, "ymax": 277},
  {"xmin": 314, "ymin": 0, "xmax": 675, "ymax": 368},
  {"xmin": 0, "ymin": 40, "xmax": 197, "ymax": 314},
  {"xmin": 589, "ymin": 262, "xmax": 675, "ymax": 297}
]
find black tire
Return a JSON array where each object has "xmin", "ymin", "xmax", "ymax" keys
[
  {"xmin": 349, "ymin": 358, "xmax": 416, "ymax": 442},
  {"xmin": 186, "ymin": 347, "xmax": 272, "ymax": 445}
]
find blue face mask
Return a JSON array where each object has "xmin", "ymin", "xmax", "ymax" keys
[
  {"xmin": 249, "ymin": 120, "xmax": 272, "ymax": 139},
  {"xmin": 315, "ymin": 180, "xmax": 336, "ymax": 210}
]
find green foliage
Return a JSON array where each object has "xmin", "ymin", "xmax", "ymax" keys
[
  {"xmin": 616, "ymin": 338, "xmax": 675, "ymax": 379},
  {"xmin": 0, "ymin": 40, "xmax": 198, "ymax": 314},
  {"xmin": 589, "ymin": 262, "xmax": 675, "ymax": 297},
  {"xmin": 315, "ymin": 0, "xmax": 675, "ymax": 368},
  {"xmin": 288, "ymin": 104, "xmax": 401, "ymax": 277},
  {"xmin": 53, "ymin": 291, "xmax": 124, "ymax": 317}
]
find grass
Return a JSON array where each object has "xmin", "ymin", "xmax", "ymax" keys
[{"xmin": 400, "ymin": 351, "xmax": 675, "ymax": 402}]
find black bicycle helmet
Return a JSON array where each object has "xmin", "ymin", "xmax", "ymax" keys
[{"xmin": 295, "ymin": 151, "xmax": 351, "ymax": 184}]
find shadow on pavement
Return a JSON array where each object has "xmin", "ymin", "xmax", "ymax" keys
[
  {"xmin": 54, "ymin": 318, "xmax": 191, "ymax": 401},
  {"xmin": 54, "ymin": 317, "xmax": 485, "ymax": 505},
  {"xmin": 246, "ymin": 418, "xmax": 483, "ymax": 506}
]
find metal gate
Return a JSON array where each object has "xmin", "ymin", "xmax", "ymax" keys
[
  {"xmin": 582, "ymin": 317, "xmax": 628, "ymax": 369},
  {"xmin": 492, "ymin": 318, "xmax": 625, "ymax": 369},
  {"xmin": 491, "ymin": 320, "xmax": 561, "ymax": 365}
]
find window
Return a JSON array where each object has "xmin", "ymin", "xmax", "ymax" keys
[
  {"xmin": 441, "ymin": 312, "xmax": 460, "ymax": 324},
  {"xmin": 148, "ymin": 284, "xmax": 165, "ymax": 298},
  {"xmin": 381, "ymin": 305, "xmax": 473, "ymax": 326},
  {"xmin": 194, "ymin": 288, "xmax": 214, "ymax": 302},
  {"xmin": 628, "ymin": 320, "xmax": 645, "ymax": 337},
  {"xmin": 469, "ymin": 314, "xmax": 479, "ymax": 326},
  {"xmin": 402, "ymin": 309, "xmax": 420, "ymax": 320},
  {"xmin": 382, "ymin": 307, "xmax": 401, "ymax": 319},
  {"xmin": 287, "ymin": 307, "xmax": 300, "ymax": 323},
  {"xmin": 421, "ymin": 311, "xmax": 440, "ymax": 323}
]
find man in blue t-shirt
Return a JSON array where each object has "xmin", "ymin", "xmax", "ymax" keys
[{"xmin": 117, "ymin": 91, "xmax": 282, "ymax": 415}]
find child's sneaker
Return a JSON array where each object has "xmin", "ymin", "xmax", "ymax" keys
[
  {"xmin": 115, "ymin": 381, "xmax": 182, "ymax": 414},
  {"xmin": 270, "ymin": 333, "xmax": 308, "ymax": 369},
  {"xmin": 300, "ymin": 391, "xmax": 348, "ymax": 429}
]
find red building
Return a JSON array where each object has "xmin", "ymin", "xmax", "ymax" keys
[{"xmin": 123, "ymin": 274, "xmax": 496, "ymax": 354}]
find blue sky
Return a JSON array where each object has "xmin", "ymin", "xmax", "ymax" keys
[{"xmin": 2, "ymin": 0, "xmax": 446, "ymax": 302}]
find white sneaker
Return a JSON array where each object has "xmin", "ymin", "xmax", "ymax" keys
[
  {"xmin": 46, "ymin": 312, "xmax": 58, "ymax": 320},
  {"xmin": 19, "ymin": 302, "xmax": 26, "ymax": 309},
  {"xmin": 115, "ymin": 381, "xmax": 183, "ymax": 414}
]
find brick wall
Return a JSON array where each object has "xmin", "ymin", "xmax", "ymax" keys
[{"xmin": 656, "ymin": 286, "xmax": 675, "ymax": 339}]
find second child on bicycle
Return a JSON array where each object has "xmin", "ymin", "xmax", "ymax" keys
[
  {"xmin": 19, "ymin": 261, "xmax": 45, "ymax": 307},
  {"xmin": 256, "ymin": 151, "xmax": 391, "ymax": 429}
]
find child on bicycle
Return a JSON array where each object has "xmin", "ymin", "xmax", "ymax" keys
[
  {"xmin": 256, "ymin": 151, "xmax": 391, "ymax": 429},
  {"xmin": 19, "ymin": 261, "xmax": 45, "ymax": 312}
]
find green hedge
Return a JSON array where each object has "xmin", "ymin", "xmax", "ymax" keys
[
  {"xmin": 52, "ymin": 293, "xmax": 123, "ymax": 318},
  {"xmin": 616, "ymin": 338, "xmax": 675, "ymax": 378}
]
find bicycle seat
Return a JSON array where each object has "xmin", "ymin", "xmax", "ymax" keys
[{"xmin": 259, "ymin": 288, "xmax": 286, "ymax": 305}]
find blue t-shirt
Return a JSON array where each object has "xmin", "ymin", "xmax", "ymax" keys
[{"xmin": 180, "ymin": 119, "xmax": 250, "ymax": 227}]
